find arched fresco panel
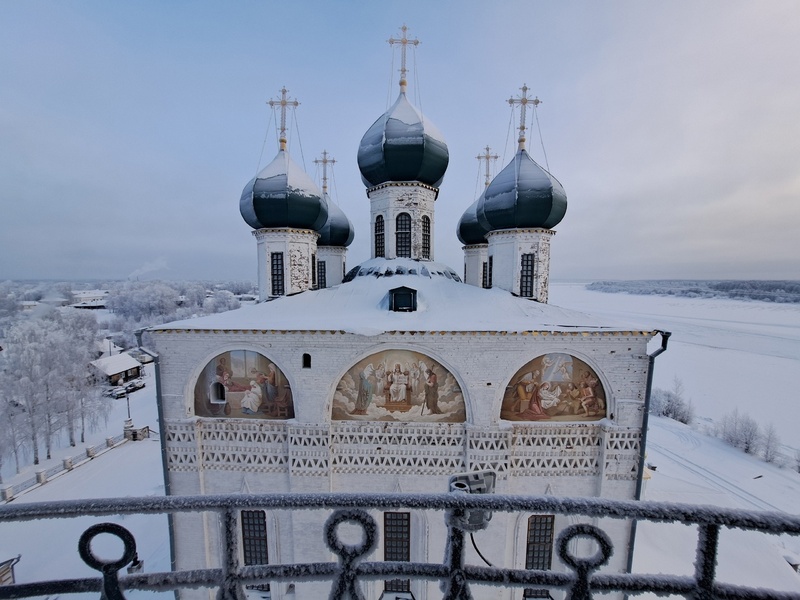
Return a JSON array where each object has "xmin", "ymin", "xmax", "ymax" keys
[
  {"xmin": 333, "ymin": 350, "xmax": 465, "ymax": 422},
  {"xmin": 194, "ymin": 350, "xmax": 294, "ymax": 419},
  {"xmin": 500, "ymin": 353, "xmax": 606, "ymax": 422}
]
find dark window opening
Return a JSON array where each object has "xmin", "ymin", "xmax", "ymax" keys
[
  {"xmin": 396, "ymin": 213, "xmax": 411, "ymax": 258},
  {"xmin": 271, "ymin": 252, "xmax": 285, "ymax": 296},
  {"xmin": 389, "ymin": 287, "xmax": 417, "ymax": 312},
  {"xmin": 311, "ymin": 253, "xmax": 317, "ymax": 289},
  {"xmin": 375, "ymin": 216, "xmax": 385, "ymax": 258},
  {"xmin": 210, "ymin": 381, "xmax": 226, "ymax": 404},
  {"xmin": 520, "ymin": 253, "xmax": 535, "ymax": 298},
  {"xmin": 384, "ymin": 512, "xmax": 410, "ymax": 593},
  {"xmin": 481, "ymin": 262, "xmax": 488, "ymax": 288},
  {"xmin": 302, "ymin": 353, "xmax": 311, "ymax": 369},
  {"xmin": 241, "ymin": 510, "xmax": 271, "ymax": 592},
  {"xmin": 523, "ymin": 515, "xmax": 554, "ymax": 599},
  {"xmin": 421, "ymin": 215, "xmax": 431, "ymax": 259},
  {"xmin": 317, "ymin": 260, "xmax": 327, "ymax": 289},
  {"xmin": 487, "ymin": 256, "xmax": 493, "ymax": 288}
]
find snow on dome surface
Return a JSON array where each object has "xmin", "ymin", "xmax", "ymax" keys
[
  {"xmin": 151, "ymin": 258, "xmax": 651, "ymax": 336},
  {"xmin": 357, "ymin": 93, "xmax": 449, "ymax": 188},
  {"xmin": 457, "ymin": 193, "xmax": 491, "ymax": 245},
  {"xmin": 240, "ymin": 150, "xmax": 328, "ymax": 231},
  {"xmin": 478, "ymin": 149, "xmax": 567, "ymax": 231},
  {"xmin": 317, "ymin": 196, "xmax": 355, "ymax": 247}
]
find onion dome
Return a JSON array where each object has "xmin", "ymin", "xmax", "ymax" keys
[
  {"xmin": 477, "ymin": 150, "xmax": 567, "ymax": 231},
  {"xmin": 240, "ymin": 150, "xmax": 328, "ymax": 231},
  {"xmin": 317, "ymin": 197, "xmax": 354, "ymax": 247},
  {"xmin": 457, "ymin": 193, "xmax": 491, "ymax": 245},
  {"xmin": 357, "ymin": 93, "xmax": 449, "ymax": 188}
]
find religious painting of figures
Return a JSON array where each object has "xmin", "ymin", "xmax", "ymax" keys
[
  {"xmin": 500, "ymin": 353, "xmax": 606, "ymax": 422},
  {"xmin": 332, "ymin": 350, "xmax": 466, "ymax": 422},
  {"xmin": 194, "ymin": 350, "xmax": 294, "ymax": 420}
]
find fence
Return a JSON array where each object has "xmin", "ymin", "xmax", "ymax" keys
[
  {"xmin": 1, "ymin": 492, "xmax": 799, "ymax": 600},
  {"xmin": 1, "ymin": 434, "xmax": 127, "ymax": 502}
]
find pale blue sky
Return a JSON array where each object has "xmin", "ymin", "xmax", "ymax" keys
[{"xmin": 2, "ymin": 1, "xmax": 799, "ymax": 281}]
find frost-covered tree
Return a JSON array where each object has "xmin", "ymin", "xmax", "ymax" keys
[
  {"xmin": 203, "ymin": 290, "xmax": 240, "ymax": 314},
  {"xmin": 719, "ymin": 409, "xmax": 761, "ymax": 455},
  {"xmin": 650, "ymin": 377, "xmax": 694, "ymax": 424},
  {"xmin": 0, "ymin": 309, "xmax": 106, "ymax": 467},
  {"xmin": 761, "ymin": 423, "xmax": 780, "ymax": 464}
]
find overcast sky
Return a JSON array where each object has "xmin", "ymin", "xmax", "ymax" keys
[{"xmin": 2, "ymin": 1, "xmax": 799, "ymax": 283}]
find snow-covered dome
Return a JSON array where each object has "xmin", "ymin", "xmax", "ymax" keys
[
  {"xmin": 357, "ymin": 93, "xmax": 449, "ymax": 188},
  {"xmin": 240, "ymin": 150, "xmax": 328, "ymax": 231},
  {"xmin": 343, "ymin": 257, "xmax": 462, "ymax": 284},
  {"xmin": 477, "ymin": 150, "xmax": 567, "ymax": 231},
  {"xmin": 317, "ymin": 197, "xmax": 354, "ymax": 247},
  {"xmin": 457, "ymin": 193, "xmax": 491, "ymax": 245}
]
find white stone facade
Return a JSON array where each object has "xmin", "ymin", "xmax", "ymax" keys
[
  {"xmin": 316, "ymin": 245, "xmax": 347, "ymax": 288},
  {"xmin": 487, "ymin": 228, "xmax": 555, "ymax": 303},
  {"xmin": 462, "ymin": 243, "xmax": 488, "ymax": 288},
  {"xmin": 253, "ymin": 228, "xmax": 319, "ymax": 300},
  {"xmin": 154, "ymin": 326, "xmax": 653, "ymax": 600},
  {"xmin": 368, "ymin": 182, "xmax": 437, "ymax": 260}
]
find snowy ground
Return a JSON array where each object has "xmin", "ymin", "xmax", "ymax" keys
[{"xmin": 1, "ymin": 283, "xmax": 799, "ymax": 594}]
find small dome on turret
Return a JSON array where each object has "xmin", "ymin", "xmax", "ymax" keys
[
  {"xmin": 318, "ymin": 198, "xmax": 354, "ymax": 247},
  {"xmin": 357, "ymin": 92, "xmax": 449, "ymax": 188},
  {"xmin": 457, "ymin": 193, "xmax": 491, "ymax": 245},
  {"xmin": 477, "ymin": 150, "xmax": 566, "ymax": 231},
  {"xmin": 240, "ymin": 150, "xmax": 328, "ymax": 231}
]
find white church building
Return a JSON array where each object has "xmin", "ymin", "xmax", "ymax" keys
[{"xmin": 150, "ymin": 26, "xmax": 664, "ymax": 600}]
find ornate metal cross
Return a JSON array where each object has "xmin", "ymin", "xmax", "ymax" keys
[
  {"xmin": 268, "ymin": 87, "xmax": 300, "ymax": 151},
  {"xmin": 388, "ymin": 24, "xmax": 419, "ymax": 92}
]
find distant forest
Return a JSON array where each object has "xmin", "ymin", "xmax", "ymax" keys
[{"xmin": 586, "ymin": 280, "xmax": 800, "ymax": 304}]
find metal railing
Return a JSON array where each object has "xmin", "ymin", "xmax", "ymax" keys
[{"xmin": 1, "ymin": 493, "xmax": 799, "ymax": 600}]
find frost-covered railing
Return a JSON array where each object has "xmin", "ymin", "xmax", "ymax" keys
[
  {"xmin": 1, "ymin": 435, "xmax": 127, "ymax": 502},
  {"xmin": 1, "ymin": 493, "xmax": 799, "ymax": 600}
]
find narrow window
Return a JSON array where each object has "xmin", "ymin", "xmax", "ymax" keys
[
  {"xmin": 481, "ymin": 261, "xmax": 489, "ymax": 288},
  {"xmin": 487, "ymin": 256, "xmax": 493, "ymax": 288},
  {"xmin": 311, "ymin": 253, "xmax": 317, "ymax": 289},
  {"xmin": 524, "ymin": 515, "xmax": 554, "ymax": 598},
  {"xmin": 375, "ymin": 216, "xmax": 385, "ymax": 258},
  {"xmin": 396, "ymin": 213, "xmax": 411, "ymax": 258},
  {"xmin": 318, "ymin": 260, "xmax": 327, "ymax": 289},
  {"xmin": 270, "ymin": 252, "xmax": 285, "ymax": 296},
  {"xmin": 302, "ymin": 353, "xmax": 311, "ymax": 369},
  {"xmin": 384, "ymin": 512, "xmax": 411, "ymax": 593},
  {"xmin": 421, "ymin": 215, "xmax": 431, "ymax": 259},
  {"xmin": 241, "ymin": 510, "xmax": 270, "ymax": 592},
  {"xmin": 520, "ymin": 253, "xmax": 535, "ymax": 298}
]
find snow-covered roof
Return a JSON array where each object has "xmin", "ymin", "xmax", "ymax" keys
[
  {"xmin": 151, "ymin": 258, "xmax": 654, "ymax": 336},
  {"xmin": 90, "ymin": 352, "xmax": 142, "ymax": 376}
]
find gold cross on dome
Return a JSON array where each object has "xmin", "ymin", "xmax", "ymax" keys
[
  {"xmin": 314, "ymin": 150, "xmax": 336, "ymax": 195},
  {"xmin": 476, "ymin": 146, "xmax": 499, "ymax": 188},
  {"xmin": 508, "ymin": 84, "xmax": 541, "ymax": 151},
  {"xmin": 388, "ymin": 24, "xmax": 419, "ymax": 93},
  {"xmin": 268, "ymin": 87, "xmax": 300, "ymax": 151}
]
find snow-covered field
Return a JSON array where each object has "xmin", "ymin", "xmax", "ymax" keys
[{"xmin": 1, "ymin": 282, "xmax": 799, "ymax": 594}]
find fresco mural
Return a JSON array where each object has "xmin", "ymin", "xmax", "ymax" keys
[
  {"xmin": 194, "ymin": 350, "xmax": 294, "ymax": 419},
  {"xmin": 333, "ymin": 350, "xmax": 465, "ymax": 422},
  {"xmin": 500, "ymin": 353, "xmax": 606, "ymax": 422}
]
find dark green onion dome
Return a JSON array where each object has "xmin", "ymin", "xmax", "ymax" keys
[
  {"xmin": 317, "ymin": 196, "xmax": 355, "ymax": 247},
  {"xmin": 477, "ymin": 149, "xmax": 566, "ymax": 231},
  {"xmin": 456, "ymin": 193, "xmax": 491, "ymax": 245},
  {"xmin": 357, "ymin": 93, "xmax": 449, "ymax": 188},
  {"xmin": 240, "ymin": 150, "xmax": 328, "ymax": 231}
]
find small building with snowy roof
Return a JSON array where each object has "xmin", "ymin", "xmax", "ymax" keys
[
  {"xmin": 89, "ymin": 352, "xmax": 142, "ymax": 386},
  {"xmin": 150, "ymin": 27, "xmax": 666, "ymax": 600}
]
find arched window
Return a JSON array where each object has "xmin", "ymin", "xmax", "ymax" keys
[
  {"xmin": 375, "ymin": 216, "xmax": 385, "ymax": 258},
  {"xmin": 396, "ymin": 213, "xmax": 411, "ymax": 258},
  {"xmin": 421, "ymin": 216, "xmax": 431, "ymax": 259}
]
